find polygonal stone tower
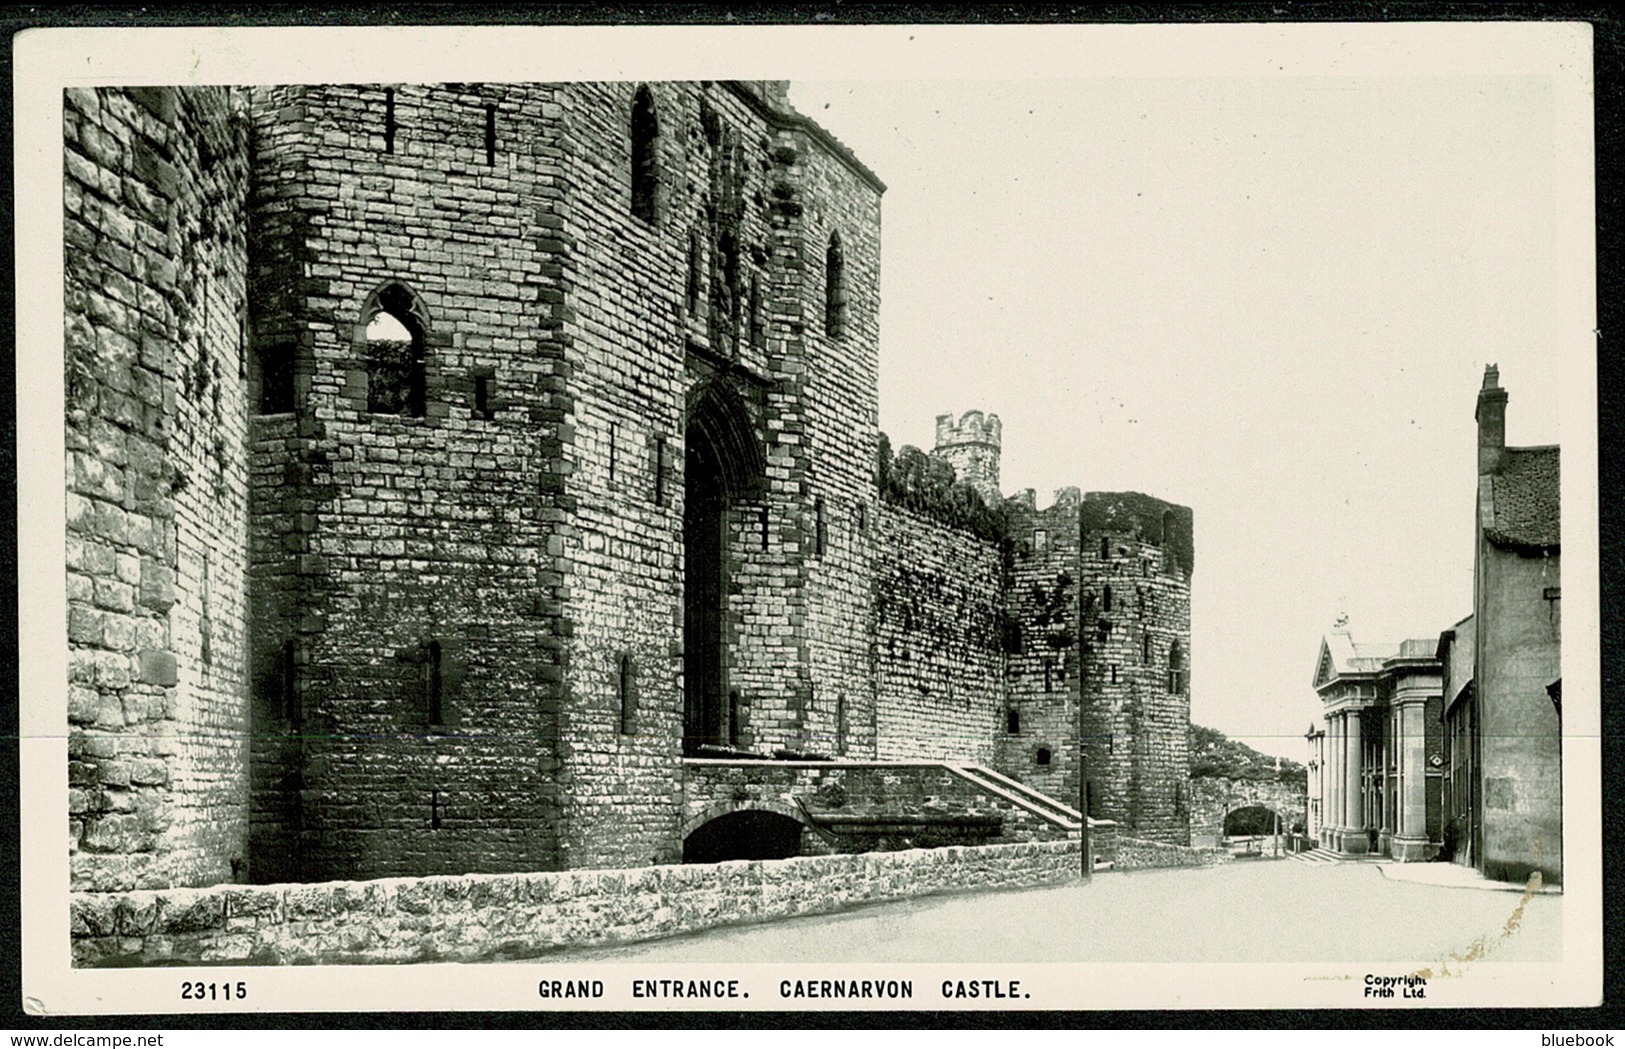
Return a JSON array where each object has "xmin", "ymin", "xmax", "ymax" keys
[{"xmin": 932, "ymin": 410, "xmax": 1002, "ymax": 504}]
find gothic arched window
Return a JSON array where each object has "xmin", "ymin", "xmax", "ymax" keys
[{"xmin": 363, "ymin": 282, "xmax": 429, "ymax": 417}]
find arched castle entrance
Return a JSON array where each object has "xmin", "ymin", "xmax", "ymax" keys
[{"xmin": 682, "ymin": 383, "xmax": 764, "ymax": 754}]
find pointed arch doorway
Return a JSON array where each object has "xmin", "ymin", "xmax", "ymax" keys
[{"xmin": 683, "ymin": 383, "xmax": 764, "ymax": 755}]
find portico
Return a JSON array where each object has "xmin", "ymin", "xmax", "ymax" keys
[{"xmin": 1310, "ymin": 632, "xmax": 1444, "ymax": 860}]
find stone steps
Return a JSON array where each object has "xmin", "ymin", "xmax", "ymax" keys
[{"xmin": 946, "ymin": 763, "xmax": 1084, "ymax": 831}]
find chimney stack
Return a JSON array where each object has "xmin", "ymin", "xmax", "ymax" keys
[{"xmin": 1476, "ymin": 364, "xmax": 1507, "ymax": 475}]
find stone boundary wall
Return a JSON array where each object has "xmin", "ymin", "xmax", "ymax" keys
[
  {"xmin": 1110, "ymin": 835, "xmax": 1228, "ymax": 872},
  {"xmin": 71, "ymin": 840, "xmax": 1081, "ymax": 967}
]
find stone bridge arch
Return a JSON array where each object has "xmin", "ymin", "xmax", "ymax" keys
[
  {"xmin": 679, "ymin": 799, "xmax": 824, "ymax": 864},
  {"xmin": 1188, "ymin": 776, "xmax": 1306, "ymax": 847}
]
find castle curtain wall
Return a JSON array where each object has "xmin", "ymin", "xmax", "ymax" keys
[{"xmin": 871, "ymin": 504, "xmax": 1005, "ymax": 763}]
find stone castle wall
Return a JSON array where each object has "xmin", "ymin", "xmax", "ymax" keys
[
  {"xmin": 1188, "ymin": 775, "xmax": 1305, "ymax": 847},
  {"xmin": 63, "ymin": 81, "xmax": 1190, "ymax": 897},
  {"xmin": 871, "ymin": 504, "xmax": 1005, "ymax": 763},
  {"xmin": 65, "ymin": 86, "xmax": 253, "ymax": 892}
]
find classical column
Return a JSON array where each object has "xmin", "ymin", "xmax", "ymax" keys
[
  {"xmin": 1323, "ymin": 714, "xmax": 1338, "ymax": 848},
  {"xmin": 1343, "ymin": 707, "xmax": 1367, "ymax": 853},
  {"xmin": 1393, "ymin": 695, "xmax": 1433, "ymax": 861}
]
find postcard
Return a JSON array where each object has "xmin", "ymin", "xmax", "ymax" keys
[{"xmin": 15, "ymin": 20, "xmax": 1600, "ymax": 1015}]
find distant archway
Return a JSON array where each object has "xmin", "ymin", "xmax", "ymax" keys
[{"xmin": 1223, "ymin": 804, "xmax": 1282, "ymax": 838}]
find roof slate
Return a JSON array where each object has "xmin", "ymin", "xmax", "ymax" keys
[{"xmin": 1487, "ymin": 446, "xmax": 1560, "ymax": 549}]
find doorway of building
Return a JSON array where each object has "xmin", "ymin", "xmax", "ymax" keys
[
  {"xmin": 684, "ymin": 429, "xmax": 727, "ymax": 753},
  {"xmin": 1443, "ymin": 688, "xmax": 1479, "ymax": 867},
  {"xmin": 681, "ymin": 384, "xmax": 763, "ymax": 756}
]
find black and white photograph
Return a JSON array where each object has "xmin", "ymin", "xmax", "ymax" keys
[{"xmin": 14, "ymin": 20, "xmax": 1601, "ymax": 1015}]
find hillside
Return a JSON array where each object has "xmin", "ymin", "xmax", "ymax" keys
[{"xmin": 1190, "ymin": 724, "xmax": 1307, "ymax": 786}]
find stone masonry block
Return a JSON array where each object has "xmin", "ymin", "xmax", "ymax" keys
[{"xmin": 138, "ymin": 649, "xmax": 177, "ymax": 687}]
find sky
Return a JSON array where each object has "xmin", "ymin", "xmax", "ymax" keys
[{"xmin": 789, "ymin": 74, "xmax": 1568, "ymax": 760}]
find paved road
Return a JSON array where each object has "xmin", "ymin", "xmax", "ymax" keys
[{"xmin": 535, "ymin": 858, "xmax": 1560, "ymax": 965}]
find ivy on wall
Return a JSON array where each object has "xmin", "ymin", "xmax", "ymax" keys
[{"xmin": 875, "ymin": 433, "xmax": 1010, "ymax": 546}]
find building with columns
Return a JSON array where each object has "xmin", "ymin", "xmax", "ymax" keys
[
  {"xmin": 1304, "ymin": 722, "xmax": 1326, "ymax": 844},
  {"xmin": 1310, "ymin": 632, "xmax": 1444, "ymax": 860},
  {"xmin": 1303, "ymin": 366, "xmax": 1560, "ymax": 881}
]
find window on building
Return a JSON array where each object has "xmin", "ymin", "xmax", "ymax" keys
[
  {"xmin": 716, "ymin": 230, "xmax": 740, "ymax": 337},
  {"xmin": 815, "ymin": 496, "xmax": 827, "ymax": 556},
  {"xmin": 1033, "ymin": 528, "xmax": 1048, "ymax": 553},
  {"xmin": 1002, "ymin": 618, "xmax": 1024, "ymax": 655},
  {"xmin": 1006, "ymin": 706, "xmax": 1020, "ymax": 735},
  {"xmin": 654, "ymin": 436, "xmax": 668, "ymax": 506},
  {"xmin": 365, "ymin": 283, "xmax": 427, "ymax": 417},
  {"xmin": 836, "ymin": 692, "xmax": 848, "ymax": 755},
  {"xmin": 619, "ymin": 654, "xmax": 637, "ymax": 734},
  {"xmin": 1142, "ymin": 631, "xmax": 1152, "ymax": 665},
  {"xmin": 825, "ymin": 231, "xmax": 847, "ymax": 338},
  {"xmin": 237, "ymin": 301, "xmax": 248, "ymax": 380},
  {"xmin": 631, "ymin": 86, "xmax": 661, "ymax": 223},
  {"xmin": 1103, "ymin": 584, "xmax": 1113, "ymax": 613},
  {"xmin": 384, "ymin": 87, "xmax": 397, "ymax": 154},
  {"xmin": 484, "ymin": 102, "xmax": 497, "ymax": 166},
  {"xmin": 686, "ymin": 229, "xmax": 704, "ymax": 312},
  {"xmin": 280, "ymin": 639, "xmax": 299, "ymax": 727},
  {"xmin": 425, "ymin": 639, "xmax": 444, "ymax": 727},
  {"xmin": 473, "ymin": 373, "xmax": 494, "ymax": 420},
  {"xmin": 1100, "ymin": 535, "xmax": 1109, "ymax": 559},
  {"xmin": 749, "ymin": 275, "xmax": 763, "ymax": 350},
  {"xmin": 1036, "ymin": 747, "xmax": 1052, "ymax": 767},
  {"xmin": 728, "ymin": 689, "xmax": 742, "ymax": 747},
  {"xmin": 253, "ymin": 325, "xmax": 295, "ymax": 416},
  {"xmin": 1168, "ymin": 640, "xmax": 1186, "ymax": 694},
  {"xmin": 1043, "ymin": 660, "xmax": 1054, "ymax": 693}
]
